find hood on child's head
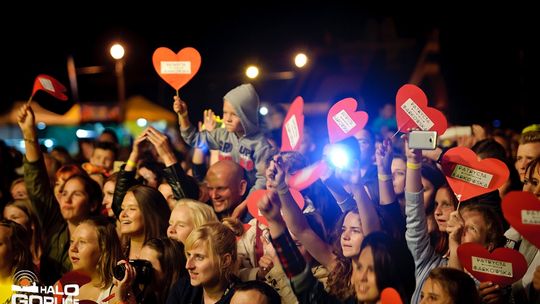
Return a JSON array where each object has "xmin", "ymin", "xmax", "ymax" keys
[{"xmin": 223, "ymin": 83, "xmax": 260, "ymax": 136}]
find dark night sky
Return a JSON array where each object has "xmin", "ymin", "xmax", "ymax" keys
[{"xmin": 2, "ymin": 6, "xmax": 538, "ymax": 131}]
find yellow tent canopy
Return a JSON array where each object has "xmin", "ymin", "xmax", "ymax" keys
[{"xmin": 0, "ymin": 95, "xmax": 176, "ymax": 125}]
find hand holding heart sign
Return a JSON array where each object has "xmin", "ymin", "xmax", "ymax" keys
[
  {"xmin": 395, "ymin": 84, "xmax": 447, "ymax": 135},
  {"xmin": 152, "ymin": 47, "xmax": 201, "ymax": 92}
]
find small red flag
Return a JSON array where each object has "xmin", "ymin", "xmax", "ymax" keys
[{"xmin": 32, "ymin": 74, "xmax": 68, "ymax": 100}]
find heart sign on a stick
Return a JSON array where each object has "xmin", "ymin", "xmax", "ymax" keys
[
  {"xmin": 457, "ymin": 243, "xmax": 527, "ymax": 286},
  {"xmin": 152, "ymin": 47, "xmax": 201, "ymax": 90},
  {"xmin": 441, "ymin": 147, "xmax": 509, "ymax": 202},
  {"xmin": 395, "ymin": 84, "xmax": 447, "ymax": 134},
  {"xmin": 32, "ymin": 74, "xmax": 68, "ymax": 101},
  {"xmin": 281, "ymin": 96, "xmax": 304, "ymax": 152},
  {"xmin": 502, "ymin": 191, "xmax": 540, "ymax": 248},
  {"xmin": 288, "ymin": 160, "xmax": 329, "ymax": 191},
  {"xmin": 327, "ymin": 98, "xmax": 368, "ymax": 144}
]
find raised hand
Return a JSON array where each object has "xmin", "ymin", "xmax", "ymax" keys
[
  {"xmin": 375, "ymin": 138, "xmax": 393, "ymax": 171},
  {"xmin": 258, "ymin": 190, "xmax": 282, "ymax": 223},
  {"xmin": 144, "ymin": 126, "xmax": 176, "ymax": 166},
  {"xmin": 266, "ymin": 156, "xmax": 287, "ymax": 192},
  {"xmin": 403, "ymin": 129, "xmax": 422, "ymax": 163},
  {"xmin": 202, "ymin": 109, "xmax": 217, "ymax": 132},
  {"xmin": 173, "ymin": 96, "xmax": 188, "ymax": 117},
  {"xmin": 17, "ymin": 103, "xmax": 36, "ymax": 138}
]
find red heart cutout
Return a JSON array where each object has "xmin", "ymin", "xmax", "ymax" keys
[
  {"xmin": 502, "ymin": 191, "xmax": 540, "ymax": 248},
  {"xmin": 457, "ymin": 243, "xmax": 527, "ymax": 286},
  {"xmin": 246, "ymin": 189, "xmax": 305, "ymax": 226},
  {"xmin": 288, "ymin": 160, "xmax": 329, "ymax": 191},
  {"xmin": 152, "ymin": 47, "xmax": 201, "ymax": 90},
  {"xmin": 281, "ymin": 96, "xmax": 304, "ymax": 152},
  {"xmin": 327, "ymin": 98, "xmax": 368, "ymax": 143},
  {"xmin": 246, "ymin": 189, "xmax": 269, "ymax": 226},
  {"xmin": 395, "ymin": 84, "xmax": 447, "ymax": 134},
  {"xmin": 441, "ymin": 147, "xmax": 509, "ymax": 202},
  {"xmin": 380, "ymin": 287, "xmax": 403, "ymax": 304}
]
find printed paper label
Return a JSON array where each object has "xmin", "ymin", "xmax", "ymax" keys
[
  {"xmin": 401, "ymin": 98, "xmax": 434, "ymax": 130},
  {"xmin": 332, "ymin": 110, "xmax": 357, "ymax": 134},
  {"xmin": 285, "ymin": 115, "xmax": 300, "ymax": 149},
  {"xmin": 451, "ymin": 164, "xmax": 493, "ymax": 188},
  {"xmin": 472, "ymin": 256, "xmax": 513, "ymax": 278},
  {"xmin": 39, "ymin": 78, "xmax": 55, "ymax": 92},
  {"xmin": 521, "ymin": 210, "xmax": 540, "ymax": 225},
  {"xmin": 161, "ymin": 61, "xmax": 192, "ymax": 74}
]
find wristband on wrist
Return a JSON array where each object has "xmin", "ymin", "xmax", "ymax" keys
[
  {"xmin": 377, "ymin": 173, "xmax": 392, "ymax": 181},
  {"xmin": 406, "ymin": 161, "xmax": 421, "ymax": 170},
  {"xmin": 126, "ymin": 159, "xmax": 137, "ymax": 167},
  {"xmin": 24, "ymin": 138, "xmax": 36, "ymax": 143}
]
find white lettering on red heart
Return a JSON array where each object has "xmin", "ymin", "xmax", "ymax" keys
[
  {"xmin": 285, "ymin": 115, "xmax": 300, "ymax": 149},
  {"xmin": 160, "ymin": 61, "xmax": 192, "ymax": 74},
  {"xmin": 472, "ymin": 256, "xmax": 513, "ymax": 278},
  {"xmin": 401, "ymin": 98, "xmax": 434, "ymax": 130},
  {"xmin": 521, "ymin": 210, "xmax": 540, "ymax": 225},
  {"xmin": 451, "ymin": 164, "xmax": 493, "ymax": 188},
  {"xmin": 332, "ymin": 110, "xmax": 356, "ymax": 134},
  {"xmin": 39, "ymin": 78, "xmax": 55, "ymax": 92}
]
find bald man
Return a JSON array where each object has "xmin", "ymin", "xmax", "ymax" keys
[{"xmin": 205, "ymin": 160, "xmax": 249, "ymax": 220}]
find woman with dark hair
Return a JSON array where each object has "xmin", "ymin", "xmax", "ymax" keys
[
  {"xmin": 420, "ymin": 267, "xmax": 480, "ymax": 304},
  {"xmin": 117, "ymin": 237, "xmax": 186, "ymax": 303},
  {"xmin": 118, "ymin": 185, "xmax": 170, "ymax": 258}
]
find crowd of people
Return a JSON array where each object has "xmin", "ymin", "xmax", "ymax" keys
[{"xmin": 0, "ymin": 83, "xmax": 539, "ymax": 304}]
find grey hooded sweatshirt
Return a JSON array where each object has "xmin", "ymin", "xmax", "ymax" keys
[{"xmin": 181, "ymin": 83, "xmax": 274, "ymax": 191}]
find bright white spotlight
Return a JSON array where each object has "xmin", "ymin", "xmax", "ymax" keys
[
  {"xmin": 294, "ymin": 53, "xmax": 308, "ymax": 68},
  {"xmin": 136, "ymin": 118, "xmax": 148, "ymax": 127},
  {"xmin": 76, "ymin": 129, "xmax": 96, "ymax": 138},
  {"xmin": 44, "ymin": 139, "xmax": 54, "ymax": 148},
  {"xmin": 246, "ymin": 66, "xmax": 259, "ymax": 79},
  {"xmin": 329, "ymin": 146, "xmax": 350, "ymax": 169},
  {"xmin": 110, "ymin": 43, "xmax": 125, "ymax": 60},
  {"xmin": 259, "ymin": 106, "xmax": 269, "ymax": 116},
  {"xmin": 37, "ymin": 122, "xmax": 46, "ymax": 130}
]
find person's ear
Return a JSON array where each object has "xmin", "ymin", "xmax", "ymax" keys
[
  {"xmin": 221, "ymin": 253, "xmax": 232, "ymax": 268},
  {"xmin": 239, "ymin": 179, "xmax": 247, "ymax": 196}
]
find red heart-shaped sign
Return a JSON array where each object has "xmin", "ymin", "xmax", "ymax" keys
[
  {"xmin": 327, "ymin": 98, "xmax": 368, "ymax": 144},
  {"xmin": 502, "ymin": 191, "xmax": 540, "ymax": 248},
  {"xmin": 457, "ymin": 243, "xmax": 527, "ymax": 286},
  {"xmin": 281, "ymin": 96, "xmax": 304, "ymax": 152},
  {"xmin": 441, "ymin": 147, "xmax": 509, "ymax": 202},
  {"xmin": 246, "ymin": 189, "xmax": 269, "ymax": 226},
  {"xmin": 380, "ymin": 287, "xmax": 403, "ymax": 304},
  {"xmin": 395, "ymin": 84, "xmax": 447, "ymax": 134},
  {"xmin": 288, "ymin": 160, "xmax": 329, "ymax": 191},
  {"xmin": 152, "ymin": 47, "xmax": 201, "ymax": 90},
  {"xmin": 246, "ymin": 189, "xmax": 306, "ymax": 226}
]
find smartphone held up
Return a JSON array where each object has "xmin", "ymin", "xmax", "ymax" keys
[{"xmin": 408, "ymin": 130, "xmax": 438, "ymax": 150}]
